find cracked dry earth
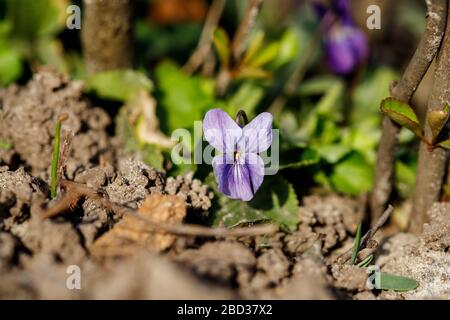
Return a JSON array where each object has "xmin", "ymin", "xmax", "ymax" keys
[{"xmin": 1, "ymin": 70, "xmax": 449, "ymax": 299}]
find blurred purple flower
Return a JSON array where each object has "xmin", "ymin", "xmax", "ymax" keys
[
  {"xmin": 324, "ymin": 22, "xmax": 368, "ymax": 74},
  {"xmin": 203, "ymin": 109, "xmax": 273, "ymax": 201},
  {"xmin": 314, "ymin": 0, "xmax": 368, "ymax": 75}
]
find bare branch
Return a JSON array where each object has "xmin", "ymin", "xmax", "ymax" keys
[
  {"xmin": 231, "ymin": 0, "xmax": 264, "ymax": 62},
  {"xmin": 41, "ymin": 180, "xmax": 278, "ymax": 238},
  {"xmin": 370, "ymin": 0, "xmax": 448, "ymax": 223},
  {"xmin": 123, "ymin": 209, "xmax": 278, "ymax": 237},
  {"xmin": 410, "ymin": 0, "xmax": 450, "ymax": 233},
  {"xmin": 183, "ymin": 0, "xmax": 226, "ymax": 74},
  {"xmin": 216, "ymin": 0, "xmax": 264, "ymax": 95}
]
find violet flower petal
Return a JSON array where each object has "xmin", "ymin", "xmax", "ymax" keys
[
  {"xmin": 212, "ymin": 153, "xmax": 265, "ymax": 201},
  {"xmin": 203, "ymin": 108, "xmax": 242, "ymax": 153},
  {"xmin": 244, "ymin": 153, "xmax": 265, "ymax": 196},
  {"xmin": 212, "ymin": 154, "xmax": 252, "ymax": 201},
  {"xmin": 325, "ymin": 23, "xmax": 368, "ymax": 75},
  {"xmin": 238, "ymin": 112, "xmax": 273, "ymax": 154},
  {"xmin": 212, "ymin": 154, "xmax": 234, "ymax": 197}
]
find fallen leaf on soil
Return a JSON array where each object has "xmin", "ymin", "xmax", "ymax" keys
[
  {"xmin": 133, "ymin": 90, "xmax": 174, "ymax": 149},
  {"xmin": 91, "ymin": 194, "xmax": 186, "ymax": 256}
]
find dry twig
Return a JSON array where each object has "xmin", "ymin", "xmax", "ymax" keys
[
  {"xmin": 41, "ymin": 180, "xmax": 278, "ymax": 238},
  {"xmin": 183, "ymin": 0, "xmax": 226, "ymax": 74},
  {"xmin": 57, "ymin": 131, "xmax": 73, "ymax": 188},
  {"xmin": 336, "ymin": 205, "xmax": 393, "ymax": 264},
  {"xmin": 216, "ymin": 0, "xmax": 264, "ymax": 95},
  {"xmin": 231, "ymin": 0, "xmax": 264, "ymax": 62}
]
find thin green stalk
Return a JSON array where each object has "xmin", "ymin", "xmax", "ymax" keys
[
  {"xmin": 50, "ymin": 114, "xmax": 68, "ymax": 199},
  {"xmin": 0, "ymin": 140, "xmax": 12, "ymax": 150},
  {"xmin": 357, "ymin": 254, "xmax": 373, "ymax": 268},
  {"xmin": 350, "ymin": 223, "xmax": 362, "ymax": 265}
]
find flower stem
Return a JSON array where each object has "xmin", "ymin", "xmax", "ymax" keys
[{"xmin": 50, "ymin": 113, "xmax": 68, "ymax": 199}]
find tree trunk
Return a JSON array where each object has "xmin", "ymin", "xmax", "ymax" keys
[{"xmin": 81, "ymin": 0, "xmax": 134, "ymax": 74}]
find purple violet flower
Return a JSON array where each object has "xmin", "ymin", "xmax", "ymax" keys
[
  {"xmin": 203, "ymin": 109, "xmax": 273, "ymax": 201},
  {"xmin": 324, "ymin": 21, "xmax": 368, "ymax": 75},
  {"xmin": 314, "ymin": 0, "xmax": 368, "ymax": 75}
]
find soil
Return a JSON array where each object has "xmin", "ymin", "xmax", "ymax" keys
[{"xmin": 1, "ymin": 70, "xmax": 449, "ymax": 300}]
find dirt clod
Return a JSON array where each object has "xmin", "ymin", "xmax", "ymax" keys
[
  {"xmin": 105, "ymin": 158, "xmax": 164, "ymax": 208},
  {"xmin": 0, "ymin": 166, "xmax": 46, "ymax": 228},
  {"xmin": 175, "ymin": 241, "xmax": 256, "ymax": 284},
  {"xmin": 331, "ymin": 264, "xmax": 368, "ymax": 292},
  {"xmin": 11, "ymin": 216, "xmax": 86, "ymax": 264},
  {"xmin": 0, "ymin": 69, "xmax": 114, "ymax": 178},
  {"xmin": 165, "ymin": 172, "xmax": 214, "ymax": 215}
]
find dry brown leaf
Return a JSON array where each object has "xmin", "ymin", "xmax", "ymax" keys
[
  {"xmin": 149, "ymin": 0, "xmax": 207, "ymax": 25},
  {"xmin": 91, "ymin": 194, "xmax": 186, "ymax": 257},
  {"xmin": 132, "ymin": 90, "xmax": 174, "ymax": 149}
]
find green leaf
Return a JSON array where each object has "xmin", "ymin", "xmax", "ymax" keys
[
  {"xmin": 6, "ymin": 0, "xmax": 65, "ymax": 39},
  {"xmin": 315, "ymin": 144, "xmax": 351, "ymax": 164},
  {"xmin": 437, "ymin": 139, "xmax": 450, "ymax": 149},
  {"xmin": 271, "ymin": 29, "xmax": 300, "ymax": 68},
  {"xmin": 357, "ymin": 255, "xmax": 373, "ymax": 268},
  {"xmin": 242, "ymin": 30, "xmax": 265, "ymax": 66},
  {"xmin": 245, "ymin": 42, "xmax": 279, "ymax": 68},
  {"xmin": 35, "ymin": 37, "xmax": 68, "ymax": 74},
  {"xmin": 350, "ymin": 223, "xmax": 362, "ymax": 265},
  {"xmin": 0, "ymin": 140, "xmax": 12, "ymax": 150},
  {"xmin": 379, "ymin": 272, "xmax": 419, "ymax": 292},
  {"xmin": 0, "ymin": 43, "xmax": 23, "ymax": 86},
  {"xmin": 207, "ymin": 174, "xmax": 299, "ymax": 231},
  {"xmin": 297, "ymin": 76, "xmax": 342, "ymax": 96},
  {"xmin": 315, "ymin": 79, "xmax": 344, "ymax": 115},
  {"xmin": 380, "ymin": 97, "xmax": 423, "ymax": 138},
  {"xmin": 134, "ymin": 20, "xmax": 201, "ymax": 62},
  {"xmin": 341, "ymin": 126, "xmax": 379, "ymax": 164},
  {"xmin": 213, "ymin": 28, "xmax": 230, "ymax": 67},
  {"xmin": 352, "ymin": 67, "xmax": 398, "ymax": 120},
  {"xmin": 237, "ymin": 66, "xmax": 271, "ymax": 80},
  {"xmin": 227, "ymin": 82, "xmax": 264, "ymax": 118},
  {"xmin": 279, "ymin": 147, "xmax": 320, "ymax": 170},
  {"xmin": 330, "ymin": 153, "xmax": 373, "ymax": 196},
  {"xmin": 86, "ymin": 70, "xmax": 153, "ymax": 101},
  {"xmin": 115, "ymin": 104, "xmax": 164, "ymax": 171},
  {"xmin": 155, "ymin": 61, "xmax": 215, "ymax": 133},
  {"xmin": 428, "ymin": 104, "xmax": 449, "ymax": 143}
]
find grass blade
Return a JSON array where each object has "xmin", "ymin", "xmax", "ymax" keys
[
  {"xmin": 350, "ymin": 223, "xmax": 362, "ymax": 265},
  {"xmin": 50, "ymin": 113, "xmax": 68, "ymax": 199},
  {"xmin": 357, "ymin": 254, "xmax": 373, "ymax": 268}
]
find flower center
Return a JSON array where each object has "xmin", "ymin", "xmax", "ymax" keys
[{"xmin": 234, "ymin": 151, "xmax": 241, "ymax": 161}]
